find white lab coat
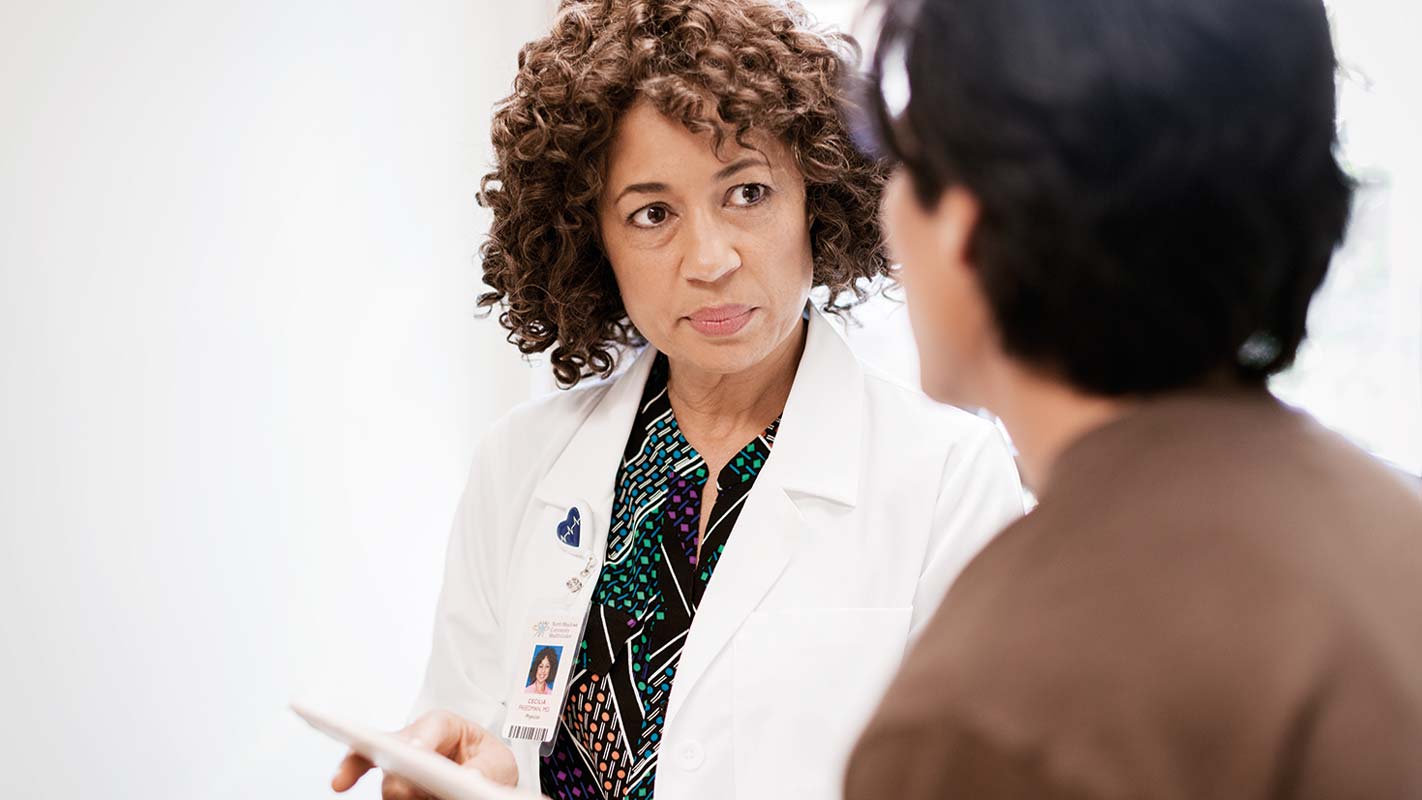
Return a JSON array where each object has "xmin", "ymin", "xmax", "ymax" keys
[{"xmin": 413, "ymin": 310, "xmax": 1023, "ymax": 799}]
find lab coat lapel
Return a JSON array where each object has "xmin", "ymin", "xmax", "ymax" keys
[
  {"xmin": 665, "ymin": 473, "xmax": 803, "ymax": 725},
  {"xmin": 665, "ymin": 310, "xmax": 866, "ymax": 725},
  {"xmin": 531, "ymin": 347, "xmax": 658, "ymax": 550},
  {"xmin": 510, "ymin": 349, "xmax": 657, "ymax": 789}
]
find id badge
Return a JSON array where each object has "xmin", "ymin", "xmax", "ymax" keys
[
  {"xmin": 501, "ymin": 500, "xmax": 599, "ymax": 753},
  {"xmin": 501, "ymin": 604, "xmax": 590, "ymax": 752}
]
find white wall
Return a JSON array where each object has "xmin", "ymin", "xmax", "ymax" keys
[
  {"xmin": 1274, "ymin": 0, "xmax": 1422, "ymax": 474},
  {"xmin": 0, "ymin": 1, "xmax": 553, "ymax": 797}
]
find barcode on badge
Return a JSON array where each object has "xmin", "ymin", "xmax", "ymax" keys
[{"xmin": 507, "ymin": 725, "xmax": 549, "ymax": 741}]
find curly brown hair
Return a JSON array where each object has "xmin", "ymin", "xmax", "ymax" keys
[{"xmin": 477, "ymin": 0, "xmax": 889, "ymax": 387}]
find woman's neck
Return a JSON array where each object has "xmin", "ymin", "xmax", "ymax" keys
[
  {"xmin": 665, "ymin": 320, "xmax": 806, "ymax": 454},
  {"xmin": 986, "ymin": 360, "xmax": 1135, "ymax": 494}
]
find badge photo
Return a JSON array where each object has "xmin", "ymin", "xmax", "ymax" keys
[{"xmin": 523, "ymin": 644, "xmax": 562, "ymax": 696}]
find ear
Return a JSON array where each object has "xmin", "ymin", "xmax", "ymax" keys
[{"xmin": 930, "ymin": 186, "xmax": 981, "ymax": 275}]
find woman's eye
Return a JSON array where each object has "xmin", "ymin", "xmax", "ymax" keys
[
  {"xmin": 728, "ymin": 183, "xmax": 770, "ymax": 207},
  {"xmin": 630, "ymin": 204, "xmax": 671, "ymax": 227}
]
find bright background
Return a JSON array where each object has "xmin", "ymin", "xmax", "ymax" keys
[
  {"xmin": 0, "ymin": 1, "xmax": 1416, "ymax": 798},
  {"xmin": 1, "ymin": 1, "xmax": 554, "ymax": 797}
]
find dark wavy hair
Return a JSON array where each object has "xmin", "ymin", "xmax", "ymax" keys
[
  {"xmin": 860, "ymin": 0, "xmax": 1353, "ymax": 396},
  {"xmin": 478, "ymin": 0, "xmax": 889, "ymax": 387}
]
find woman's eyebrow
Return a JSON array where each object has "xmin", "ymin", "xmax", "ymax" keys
[
  {"xmin": 711, "ymin": 156, "xmax": 768, "ymax": 182},
  {"xmin": 612, "ymin": 157, "xmax": 770, "ymax": 204},
  {"xmin": 614, "ymin": 181, "xmax": 669, "ymax": 204}
]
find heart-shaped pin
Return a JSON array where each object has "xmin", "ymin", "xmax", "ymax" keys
[{"xmin": 556, "ymin": 507, "xmax": 581, "ymax": 548}]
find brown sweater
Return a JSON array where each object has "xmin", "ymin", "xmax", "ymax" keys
[{"xmin": 846, "ymin": 390, "xmax": 1422, "ymax": 799}]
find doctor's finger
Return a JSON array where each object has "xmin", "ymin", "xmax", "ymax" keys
[
  {"xmin": 398, "ymin": 710, "xmax": 467, "ymax": 758},
  {"xmin": 381, "ymin": 771, "xmax": 434, "ymax": 800},
  {"xmin": 331, "ymin": 749, "xmax": 374, "ymax": 792}
]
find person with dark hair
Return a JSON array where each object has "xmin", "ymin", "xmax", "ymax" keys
[
  {"xmin": 525, "ymin": 648, "xmax": 560, "ymax": 695},
  {"xmin": 844, "ymin": 0, "xmax": 1422, "ymax": 796},
  {"xmin": 330, "ymin": 1, "xmax": 1024, "ymax": 798}
]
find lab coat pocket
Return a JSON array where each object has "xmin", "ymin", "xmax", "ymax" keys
[{"xmin": 731, "ymin": 606, "xmax": 912, "ymax": 799}]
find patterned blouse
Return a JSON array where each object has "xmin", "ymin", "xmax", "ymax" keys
[{"xmin": 540, "ymin": 354, "xmax": 780, "ymax": 799}]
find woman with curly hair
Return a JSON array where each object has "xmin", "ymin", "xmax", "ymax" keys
[
  {"xmin": 525, "ymin": 647, "xmax": 560, "ymax": 695},
  {"xmin": 333, "ymin": 1, "xmax": 1021, "ymax": 797}
]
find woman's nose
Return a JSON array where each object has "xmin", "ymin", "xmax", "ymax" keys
[{"xmin": 681, "ymin": 210, "xmax": 741, "ymax": 283}]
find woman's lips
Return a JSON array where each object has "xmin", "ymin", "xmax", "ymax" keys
[{"xmin": 687, "ymin": 304, "xmax": 754, "ymax": 337}]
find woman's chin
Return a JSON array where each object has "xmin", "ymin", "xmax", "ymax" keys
[
  {"xmin": 662, "ymin": 316, "xmax": 802, "ymax": 376},
  {"xmin": 669, "ymin": 339, "xmax": 776, "ymax": 377}
]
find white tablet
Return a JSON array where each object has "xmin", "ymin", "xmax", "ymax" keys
[{"xmin": 290, "ymin": 702, "xmax": 535, "ymax": 800}]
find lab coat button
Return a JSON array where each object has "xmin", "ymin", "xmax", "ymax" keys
[{"xmin": 677, "ymin": 740, "xmax": 705, "ymax": 771}]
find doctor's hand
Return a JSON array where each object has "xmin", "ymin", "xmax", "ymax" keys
[{"xmin": 331, "ymin": 709, "xmax": 518, "ymax": 798}]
